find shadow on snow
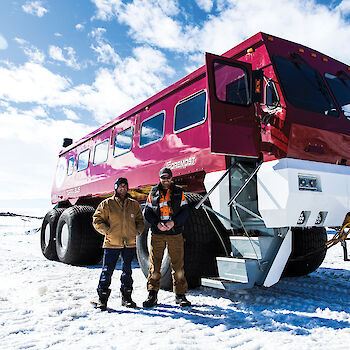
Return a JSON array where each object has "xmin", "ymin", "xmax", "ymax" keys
[{"xmin": 109, "ymin": 266, "xmax": 350, "ymax": 335}]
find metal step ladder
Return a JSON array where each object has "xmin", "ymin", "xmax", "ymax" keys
[
  {"xmin": 197, "ymin": 160, "xmax": 292, "ymax": 291},
  {"xmin": 201, "ymin": 235, "xmax": 281, "ymax": 290}
]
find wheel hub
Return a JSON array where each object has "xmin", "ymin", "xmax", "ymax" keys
[
  {"xmin": 60, "ymin": 223, "xmax": 69, "ymax": 253},
  {"xmin": 44, "ymin": 224, "xmax": 51, "ymax": 246}
]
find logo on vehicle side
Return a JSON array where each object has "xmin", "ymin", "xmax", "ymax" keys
[
  {"xmin": 66, "ymin": 187, "xmax": 81, "ymax": 195},
  {"xmin": 165, "ymin": 156, "xmax": 196, "ymax": 170}
]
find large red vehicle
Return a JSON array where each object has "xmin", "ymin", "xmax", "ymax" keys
[{"xmin": 41, "ymin": 32, "xmax": 350, "ymax": 290}]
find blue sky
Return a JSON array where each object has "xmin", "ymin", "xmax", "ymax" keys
[{"xmin": 0, "ymin": 0, "xmax": 350, "ymax": 210}]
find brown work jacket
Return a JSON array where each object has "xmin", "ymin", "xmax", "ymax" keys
[{"xmin": 93, "ymin": 195, "xmax": 145, "ymax": 248}]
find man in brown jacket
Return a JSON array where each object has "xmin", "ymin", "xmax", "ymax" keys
[{"xmin": 92, "ymin": 177, "xmax": 144, "ymax": 310}]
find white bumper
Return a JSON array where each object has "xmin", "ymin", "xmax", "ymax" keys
[{"xmin": 257, "ymin": 158, "xmax": 350, "ymax": 228}]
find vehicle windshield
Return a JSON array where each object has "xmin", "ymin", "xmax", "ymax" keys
[
  {"xmin": 325, "ymin": 72, "xmax": 350, "ymax": 118},
  {"xmin": 273, "ymin": 55, "xmax": 339, "ymax": 117}
]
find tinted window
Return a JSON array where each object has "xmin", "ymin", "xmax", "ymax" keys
[
  {"xmin": 265, "ymin": 80, "xmax": 279, "ymax": 107},
  {"xmin": 114, "ymin": 127, "xmax": 133, "ymax": 157},
  {"xmin": 67, "ymin": 156, "xmax": 75, "ymax": 175},
  {"xmin": 213, "ymin": 61, "xmax": 249, "ymax": 105},
  {"xmin": 93, "ymin": 140, "xmax": 109, "ymax": 165},
  {"xmin": 140, "ymin": 112, "xmax": 165, "ymax": 146},
  {"xmin": 174, "ymin": 91, "xmax": 206, "ymax": 132},
  {"xmin": 274, "ymin": 55, "xmax": 338, "ymax": 117},
  {"xmin": 325, "ymin": 73, "xmax": 350, "ymax": 118},
  {"xmin": 77, "ymin": 149, "xmax": 90, "ymax": 171}
]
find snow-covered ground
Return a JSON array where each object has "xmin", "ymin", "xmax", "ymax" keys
[{"xmin": 1, "ymin": 215, "xmax": 350, "ymax": 350}]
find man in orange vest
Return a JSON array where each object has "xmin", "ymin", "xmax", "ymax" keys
[{"xmin": 143, "ymin": 168, "xmax": 190, "ymax": 307}]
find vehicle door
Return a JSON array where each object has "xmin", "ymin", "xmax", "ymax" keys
[{"xmin": 206, "ymin": 53, "xmax": 261, "ymax": 157}]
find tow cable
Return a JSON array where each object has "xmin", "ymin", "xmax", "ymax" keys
[
  {"xmin": 326, "ymin": 222, "xmax": 350, "ymax": 261},
  {"xmin": 287, "ymin": 222, "xmax": 350, "ymax": 263}
]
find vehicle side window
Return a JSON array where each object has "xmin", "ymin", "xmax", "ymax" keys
[
  {"xmin": 77, "ymin": 149, "xmax": 90, "ymax": 171},
  {"xmin": 93, "ymin": 140, "xmax": 109, "ymax": 165},
  {"xmin": 174, "ymin": 91, "xmax": 207, "ymax": 132},
  {"xmin": 114, "ymin": 127, "xmax": 133, "ymax": 157},
  {"xmin": 325, "ymin": 73, "xmax": 350, "ymax": 118},
  {"xmin": 213, "ymin": 61, "xmax": 249, "ymax": 105},
  {"xmin": 265, "ymin": 79, "xmax": 279, "ymax": 108},
  {"xmin": 140, "ymin": 112, "xmax": 165, "ymax": 147},
  {"xmin": 67, "ymin": 156, "xmax": 75, "ymax": 175}
]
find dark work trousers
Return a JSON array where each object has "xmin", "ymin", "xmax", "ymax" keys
[
  {"xmin": 98, "ymin": 247, "xmax": 136, "ymax": 292},
  {"xmin": 147, "ymin": 233, "xmax": 188, "ymax": 294}
]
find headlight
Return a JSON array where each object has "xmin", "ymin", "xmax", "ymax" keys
[{"xmin": 298, "ymin": 175, "xmax": 320, "ymax": 191}]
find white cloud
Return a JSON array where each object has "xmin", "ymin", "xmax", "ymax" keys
[
  {"xmin": 54, "ymin": 32, "xmax": 62, "ymax": 37},
  {"xmin": 190, "ymin": 0, "xmax": 350, "ymax": 64},
  {"xmin": 0, "ymin": 34, "xmax": 8, "ymax": 50},
  {"xmin": 14, "ymin": 38, "xmax": 45, "ymax": 64},
  {"xmin": 48, "ymin": 45, "xmax": 81, "ymax": 70},
  {"xmin": 91, "ymin": 0, "xmax": 191, "ymax": 51},
  {"xmin": 0, "ymin": 62, "xmax": 70, "ymax": 104},
  {"xmin": 117, "ymin": 0, "xmax": 196, "ymax": 52},
  {"xmin": 22, "ymin": 1, "xmax": 48, "ymax": 17},
  {"xmin": 62, "ymin": 108, "xmax": 80, "ymax": 121},
  {"xmin": 0, "ymin": 44, "xmax": 174, "ymax": 124},
  {"xmin": 0, "ymin": 105, "xmax": 92, "ymax": 200},
  {"xmin": 92, "ymin": 0, "xmax": 180, "ymax": 19},
  {"xmin": 90, "ymin": 28, "xmax": 121, "ymax": 65},
  {"xmin": 48, "ymin": 46, "xmax": 65, "ymax": 61},
  {"xmin": 156, "ymin": 0, "xmax": 180, "ymax": 16},
  {"xmin": 195, "ymin": 0, "xmax": 213, "ymax": 12},
  {"xmin": 336, "ymin": 0, "xmax": 350, "ymax": 16},
  {"xmin": 74, "ymin": 46, "xmax": 175, "ymax": 123},
  {"xmin": 91, "ymin": 0, "xmax": 350, "ymax": 65},
  {"xmin": 91, "ymin": 0, "xmax": 123, "ymax": 20},
  {"xmin": 76, "ymin": 24, "xmax": 85, "ymax": 31}
]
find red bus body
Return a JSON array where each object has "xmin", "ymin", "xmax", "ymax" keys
[{"xmin": 52, "ymin": 32, "xmax": 350, "ymax": 206}]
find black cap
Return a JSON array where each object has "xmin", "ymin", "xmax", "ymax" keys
[
  {"xmin": 114, "ymin": 177, "xmax": 129, "ymax": 190},
  {"xmin": 159, "ymin": 167, "xmax": 172, "ymax": 178}
]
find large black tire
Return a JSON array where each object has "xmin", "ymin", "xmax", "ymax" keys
[
  {"xmin": 136, "ymin": 193, "xmax": 230, "ymax": 290},
  {"xmin": 56, "ymin": 206, "xmax": 103, "ymax": 265},
  {"xmin": 283, "ymin": 227, "xmax": 327, "ymax": 277},
  {"xmin": 40, "ymin": 208, "xmax": 66, "ymax": 260}
]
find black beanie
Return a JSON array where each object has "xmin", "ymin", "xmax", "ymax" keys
[{"xmin": 114, "ymin": 177, "xmax": 129, "ymax": 191}]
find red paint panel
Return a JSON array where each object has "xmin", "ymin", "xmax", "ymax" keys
[{"xmin": 287, "ymin": 123, "xmax": 350, "ymax": 165}]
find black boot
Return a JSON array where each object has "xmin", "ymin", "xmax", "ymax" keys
[
  {"xmin": 94, "ymin": 288, "xmax": 111, "ymax": 311},
  {"xmin": 121, "ymin": 287, "xmax": 136, "ymax": 308},
  {"xmin": 143, "ymin": 290, "xmax": 158, "ymax": 308},
  {"xmin": 175, "ymin": 294, "xmax": 191, "ymax": 307}
]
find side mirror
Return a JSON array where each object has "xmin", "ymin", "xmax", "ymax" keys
[{"xmin": 252, "ymin": 69, "xmax": 264, "ymax": 103}]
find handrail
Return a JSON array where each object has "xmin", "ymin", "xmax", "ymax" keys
[
  {"xmin": 201, "ymin": 204, "xmax": 240, "ymax": 228},
  {"xmin": 195, "ymin": 159, "xmax": 237, "ymax": 210},
  {"xmin": 235, "ymin": 202, "xmax": 263, "ymax": 221},
  {"xmin": 202, "ymin": 206, "xmax": 230, "ymax": 256},
  {"xmin": 227, "ymin": 160, "xmax": 263, "ymax": 206}
]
